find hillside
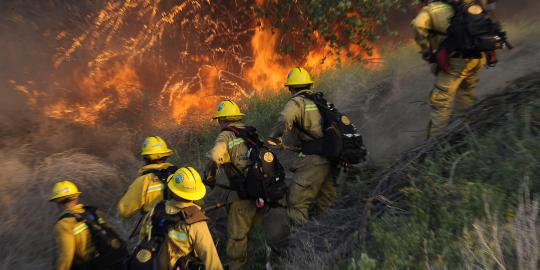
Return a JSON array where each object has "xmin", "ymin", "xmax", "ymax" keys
[
  {"xmin": 1, "ymin": 2, "xmax": 540, "ymax": 269},
  {"xmin": 282, "ymin": 72, "xmax": 540, "ymax": 270}
]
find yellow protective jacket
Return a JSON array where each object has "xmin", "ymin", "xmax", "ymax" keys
[
  {"xmin": 118, "ymin": 162, "xmax": 176, "ymax": 219},
  {"xmin": 411, "ymin": 1, "xmax": 455, "ymax": 52},
  {"xmin": 143, "ymin": 201, "xmax": 223, "ymax": 270},
  {"xmin": 206, "ymin": 122, "xmax": 252, "ymax": 201},
  {"xmin": 54, "ymin": 204, "xmax": 107, "ymax": 270},
  {"xmin": 207, "ymin": 122, "xmax": 250, "ymax": 177},
  {"xmin": 270, "ymin": 90, "xmax": 328, "ymax": 165},
  {"xmin": 412, "ymin": 1, "xmax": 490, "ymax": 52}
]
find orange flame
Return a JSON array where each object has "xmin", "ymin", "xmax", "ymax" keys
[
  {"xmin": 245, "ymin": 24, "xmax": 290, "ymax": 93},
  {"xmin": 13, "ymin": 0, "xmax": 384, "ymax": 127}
]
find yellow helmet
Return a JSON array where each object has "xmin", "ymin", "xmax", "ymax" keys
[
  {"xmin": 285, "ymin": 67, "xmax": 314, "ymax": 87},
  {"xmin": 50, "ymin": 180, "xmax": 81, "ymax": 201},
  {"xmin": 140, "ymin": 136, "xmax": 173, "ymax": 160},
  {"xmin": 212, "ymin": 100, "xmax": 245, "ymax": 120},
  {"xmin": 167, "ymin": 167, "xmax": 206, "ymax": 201}
]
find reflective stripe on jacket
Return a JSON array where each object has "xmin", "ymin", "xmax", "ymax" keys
[
  {"xmin": 54, "ymin": 204, "xmax": 107, "ymax": 270},
  {"xmin": 118, "ymin": 162, "xmax": 175, "ymax": 219}
]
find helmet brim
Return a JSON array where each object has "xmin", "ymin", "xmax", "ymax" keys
[
  {"xmin": 141, "ymin": 150, "xmax": 173, "ymax": 158},
  {"xmin": 49, "ymin": 192, "xmax": 82, "ymax": 202},
  {"xmin": 284, "ymin": 81, "xmax": 314, "ymax": 87},
  {"xmin": 212, "ymin": 113, "xmax": 246, "ymax": 120},
  {"xmin": 168, "ymin": 182, "xmax": 206, "ymax": 201}
]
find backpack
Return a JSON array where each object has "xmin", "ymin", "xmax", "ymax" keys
[
  {"xmin": 222, "ymin": 126, "xmax": 287, "ymax": 207},
  {"xmin": 128, "ymin": 201, "xmax": 207, "ymax": 270},
  {"xmin": 141, "ymin": 165, "xmax": 179, "ymax": 200},
  {"xmin": 59, "ymin": 206, "xmax": 128, "ymax": 269},
  {"xmin": 443, "ymin": 0, "xmax": 509, "ymax": 53},
  {"xmin": 296, "ymin": 92, "xmax": 367, "ymax": 165}
]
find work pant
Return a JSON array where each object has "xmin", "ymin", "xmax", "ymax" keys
[
  {"xmin": 287, "ymin": 155, "xmax": 337, "ymax": 226},
  {"xmin": 429, "ymin": 56, "xmax": 486, "ymax": 137},
  {"xmin": 226, "ymin": 200, "xmax": 289, "ymax": 270}
]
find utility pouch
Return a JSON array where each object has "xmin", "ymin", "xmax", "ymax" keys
[
  {"xmin": 301, "ymin": 138, "xmax": 325, "ymax": 156},
  {"xmin": 174, "ymin": 254, "xmax": 205, "ymax": 270},
  {"xmin": 475, "ymin": 35, "xmax": 502, "ymax": 51},
  {"xmin": 127, "ymin": 240, "xmax": 161, "ymax": 270},
  {"xmin": 301, "ymin": 126, "xmax": 342, "ymax": 159},
  {"xmin": 226, "ymin": 172, "xmax": 248, "ymax": 199}
]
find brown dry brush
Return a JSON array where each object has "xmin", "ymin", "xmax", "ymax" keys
[
  {"xmin": 281, "ymin": 72, "xmax": 540, "ymax": 269},
  {"xmin": 0, "ymin": 150, "xmax": 131, "ymax": 270},
  {"xmin": 460, "ymin": 180, "xmax": 539, "ymax": 270}
]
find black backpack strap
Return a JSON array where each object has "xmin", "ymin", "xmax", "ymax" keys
[
  {"xmin": 57, "ymin": 212, "xmax": 77, "ymax": 222},
  {"xmin": 221, "ymin": 126, "xmax": 262, "ymax": 148},
  {"xmin": 141, "ymin": 165, "xmax": 179, "ymax": 200},
  {"xmin": 141, "ymin": 165, "xmax": 179, "ymax": 184},
  {"xmin": 57, "ymin": 206, "xmax": 97, "ymax": 222},
  {"xmin": 292, "ymin": 92, "xmax": 331, "ymax": 140},
  {"xmin": 150, "ymin": 201, "xmax": 185, "ymax": 238},
  {"xmin": 82, "ymin": 206, "xmax": 104, "ymax": 224}
]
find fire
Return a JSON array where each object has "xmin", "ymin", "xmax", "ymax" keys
[
  {"xmin": 163, "ymin": 65, "xmax": 222, "ymax": 122},
  {"xmin": 12, "ymin": 0, "xmax": 384, "ymax": 127},
  {"xmin": 245, "ymin": 23, "xmax": 290, "ymax": 92},
  {"xmin": 246, "ymin": 27, "xmax": 384, "ymax": 94}
]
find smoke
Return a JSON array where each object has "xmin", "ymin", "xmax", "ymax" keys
[
  {"xmin": 324, "ymin": 0, "xmax": 540, "ymax": 163},
  {"xmin": 1, "ymin": 0, "xmax": 540, "ymax": 269}
]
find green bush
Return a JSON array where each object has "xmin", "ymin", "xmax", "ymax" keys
[{"xmin": 366, "ymin": 98, "xmax": 540, "ymax": 269}]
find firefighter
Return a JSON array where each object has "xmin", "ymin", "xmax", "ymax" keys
[
  {"xmin": 50, "ymin": 181, "xmax": 108, "ymax": 270},
  {"xmin": 118, "ymin": 136, "xmax": 177, "ymax": 219},
  {"xmin": 139, "ymin": 167, "xmax": 223, "ymax": 270},
  {"xmin": 267, "ymin": 67, "xmax": 337, "ymax": 226},
  {"xmin": 204, "ymin": 100, "xmax": 289, "ymax": 270},
  {"xmin": 412, "ymin": 0, "xmax": 487, "ymax": 137}
]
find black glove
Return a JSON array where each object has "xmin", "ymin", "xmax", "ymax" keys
[
  {"xmin": 421, "ymin": 49, "xmax": 436, "ymax": 63},
  {"xmin": 203, "ymin": 160, "xmax": 218, "ymax": 189}
]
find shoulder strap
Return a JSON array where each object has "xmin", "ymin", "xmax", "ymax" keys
[
  {"xmin": 141, "ymin": 166, "xmax": 178, "ymax": 200},
  {"xmin": 220, "ymin": 126, "xmax": 256, "ymax": 176},
  {"xmin": 57, "ymin": 206, "xmax": 97, "ymax": 222},
  {"xmin": 222, "ymin": 126, "xmax": 262, "ymax": 148},
  {"xmin": 58, "ymin": 212, "xmax": 76, "ymax": 221},
  {"xmin": 151, "ymin": 200, "xmax": 167, "ymax": 222},
  {"xmin": 141, "ymin": 165, "xmax": 179, "ymax": 183},
  {"xmin": 294, "ymin": 92, "xmax": 330, "ymax": 140},
  {"xmin": 180, "ymin": 206, "xmax": 208, "ymax": 225},
  {"xmin": 299, "ymin": 92, "xmax": 330, "ymax": 110}
]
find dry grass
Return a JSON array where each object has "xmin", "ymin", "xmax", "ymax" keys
[
  {"xmin": 0, "ymin": 150, "xmax": 129, "ymax": 270},
  {"xmin": 460, "ymin": 181, "xmax": 539, "ymax": 270}
]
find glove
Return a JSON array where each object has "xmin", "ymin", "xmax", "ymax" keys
[
  {"xmin": 421, "ymin": 49, "xmax": 436, "ymax": 63},
  {"xmin": 265, "ymin": 137, "xmax": 283, "ymax": 149},
  {"xmin": 203, "ymin": 160, "xmax": 218, "ymax": 189}
]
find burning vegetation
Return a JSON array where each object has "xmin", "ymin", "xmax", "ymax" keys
[{"xmin": 7, "ymin": 0, "xmax": 385, "ymax": 127}]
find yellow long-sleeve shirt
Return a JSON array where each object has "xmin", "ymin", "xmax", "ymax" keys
[
  {"xmin": 143, "ymin": 200, "xmax": 223, "ymax": 270},
  {"xmin": 411, "ymin": 1, "xmax": 455, "ymax": 52},
  {"xmin": 269, "ymin": 90, "xmax": 328, "ymax": 165},
  {"xmin": 118, "ymin": 162, "xmax": 176, "ymax": 219},
  {"xmin": 412, "ymin": 1, "xmax": 490, "ymax": 52},
  {"xmin": 54, "ymin": 204, "xmax": 106, "ymax": 270},
  {"xmin": 207, "ymin": 122, "xmax": 250, "ymax": 175},
  {"xmin": 206, "ymin": 122, "xmax": 253, "ymax": 201}
]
